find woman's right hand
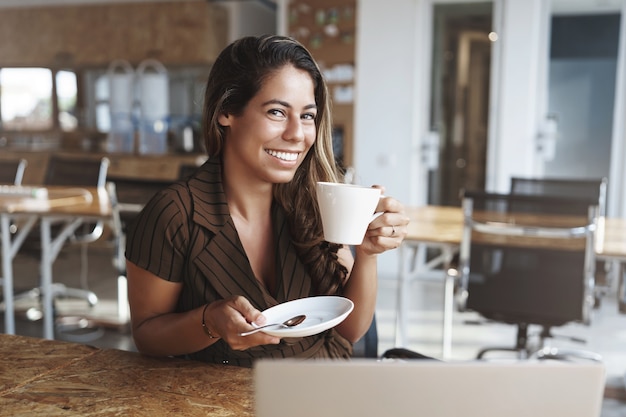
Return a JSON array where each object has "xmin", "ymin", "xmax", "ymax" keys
[
  {"xmin": 204, "ymin": 295, "xmax": 281, "ymax": 350},
  {"xmin": 127, "ymin": 261, "xmax": 279, "ymax": 356}
]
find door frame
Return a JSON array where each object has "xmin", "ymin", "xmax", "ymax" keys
[{"xmin": 609, "ymin": 1, "xmax": 626, "ymax": 218}]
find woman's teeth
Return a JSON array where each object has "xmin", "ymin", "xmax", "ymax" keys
[{"xmin": 266, "ymin": 150, "xmax": 298, "ymax": 161}]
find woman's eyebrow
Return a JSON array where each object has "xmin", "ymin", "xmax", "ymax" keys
[
  {"xmin": 262, "ymin": 98, "xmax": 290, "ymax": 107},
  {"xmin": 262, "ymin": 99, "xmax": 317, "ymax": 110}
]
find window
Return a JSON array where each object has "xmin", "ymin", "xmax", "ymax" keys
[
  {"xmin": 0, "ymin": 67, "xmax": 79, "ymax": 133},
  {"xmin": 0, "ymin": 67, "xmax": 53, "ymax": 130},
  {"xmin": 56, "ymin": 70, "xmax": 78, "ymax": 131}
]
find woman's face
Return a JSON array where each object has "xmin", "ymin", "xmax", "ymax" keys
[{"xmin": 219, "ymin": 64, "xmax": 317, "ymax": 185}]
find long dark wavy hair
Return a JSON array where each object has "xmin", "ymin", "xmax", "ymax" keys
[{"xmin": 202, "ymin": 35, "xmax": 347, "ymax": 295}]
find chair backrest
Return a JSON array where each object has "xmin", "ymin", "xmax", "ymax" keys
[
  {"xmin": 510, "ymin": 177, "xmax": 608, "ymax": 216},
  {"xmin": 0, "ymin": 158, "xmax": 27, "ymax": 185},
  {"xmin": 457, "ymin": 190, "xmax": 598, "ymax": 328},
  {"xmin": 110, "ymin": 177, "xmax": 174, "ymax": 207},
  {"xmin": 44, "ymin": 155, "xmax": 110, "ymax": 188}
]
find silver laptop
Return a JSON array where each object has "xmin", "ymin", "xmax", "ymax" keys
[{"xmin": 255, "ymin": 359, "xmax": 605, "ymax": 417}]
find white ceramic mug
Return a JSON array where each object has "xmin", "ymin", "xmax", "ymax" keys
[{"xmin": 316, "ymin": 182, "xmax": 382, "ymax": 245}]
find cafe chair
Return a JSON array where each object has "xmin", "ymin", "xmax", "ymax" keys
[
  {"xmin": 102, "ymin": 181, "xmax": 132, "ymax": 328},
  {"xmin": 381, "ymin": 348, "xmax": 439, "ymax": 361},
  {"xmin": 0, "ymin": 158, "xmax": 28, "ymax": 238},
  {"xmin": 0, "ymin": 158, "xmax": 27, "ymax": 185},
  {"xmin": 44, "ymin": 155, "xmax": 110, "ymax": 300},
  {"xmin": 453, "ymin": 190, "xmax": 602, "ymax": 361},
  {"xmin": 509, "ymin": 177, "xmax": 608, "ymax": 216},
  {"xmin": 509, "ymin": 176, "xmax": 612, "ymax": 307},
  {"xmin": 15, "ymin": 155, "xmax": 110, "ymax": 340},
  {"xmin": 0, "ymin": 158, "xmax": 28, "ymax": 293}
]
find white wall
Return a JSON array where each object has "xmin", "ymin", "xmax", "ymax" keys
[
  {"xmin": 487, "ymin": 0, "xmax": 545, "ymax": 192},
  {"xmin": 609, "ymin": 0, "xmax": 626, "ymax": 218},
  {"xmin": 355, "ymin": 0, "xmax": 422, "ymax": 275},
  {"xmin": 354, "ymin": 0, "xmax": 418, "ymax": 199}
]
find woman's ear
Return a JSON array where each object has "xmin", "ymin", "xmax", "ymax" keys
[{"xmin": 218, "ymin": 113, "xmax": 231, "ymax": 127}]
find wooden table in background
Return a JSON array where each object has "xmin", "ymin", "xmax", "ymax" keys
[
  {"xmin": 0, "ymin": 334, "xmax": 253, "ymax": 416},
  {"xmin": 1, "ymin": 186, "xmax": 113, "ymax": 339}
]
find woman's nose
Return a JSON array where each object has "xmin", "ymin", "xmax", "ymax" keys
[{"xmin": 283, "ymin": 117, "xmax": 305, "ymax": 142}]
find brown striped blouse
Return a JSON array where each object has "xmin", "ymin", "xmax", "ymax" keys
[{"xmin": 125, "ymin": 157, "xmax": 352, "ymax": 367}]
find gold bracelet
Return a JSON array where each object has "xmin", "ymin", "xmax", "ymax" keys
[{"xmin": 201, "ymin": 304, "xmax": 219, "ymax": 339}]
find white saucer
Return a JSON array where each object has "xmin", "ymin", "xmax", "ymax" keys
[{"xmin": 255, "ymin": 296, "xmax": 354, "ymax": 338}]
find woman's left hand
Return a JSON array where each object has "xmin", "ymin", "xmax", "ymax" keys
[{"xmin": 359, "ymin": 187, "xmax": 410, "ymax": 256}]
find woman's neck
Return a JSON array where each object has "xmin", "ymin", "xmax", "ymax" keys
[{"xmin": 222, "ymin": 166, "xmax": 273, "ymax": 222}]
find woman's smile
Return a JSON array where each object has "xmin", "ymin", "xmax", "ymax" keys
[{"xmin": 265, "ymin": 149, "xmax": 300, "ymax": 162}]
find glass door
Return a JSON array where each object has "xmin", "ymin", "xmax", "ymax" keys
[
  {"xmin": 426, "ymin": 2, "xmax": 494, "ymax": 206},
  {"xmin": 541, "ymin": 6, "xmax": 623, "ymax": 216}
]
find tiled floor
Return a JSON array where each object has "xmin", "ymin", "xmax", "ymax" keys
[{"xmin": 2, "ymin": 245, "xmax": 625, "ymax": 415}]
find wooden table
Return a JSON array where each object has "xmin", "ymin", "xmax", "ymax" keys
[
  {"xmin": 0, "ymin": 334, "xmax": 253, "ymax": 416},
  {"xmin": 396, "ymin": 205, "xmax": 626, "ymax": 356},
  {"xmin": 1, "ymin": 186, "xmax": 113, "ymax": 339}
]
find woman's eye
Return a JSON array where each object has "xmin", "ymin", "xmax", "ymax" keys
[
  {"xmin": 269, "ymin": 109, "xmax": 286, "ymax": 118},
  {"xmin": 302, "ymin": 112, "xmax": 317, "ymax": 121}
]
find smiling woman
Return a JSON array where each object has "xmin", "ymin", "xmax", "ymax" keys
[{"xmin": 123, "ymin": 34, "xmax": 410, "ymax": 367}]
